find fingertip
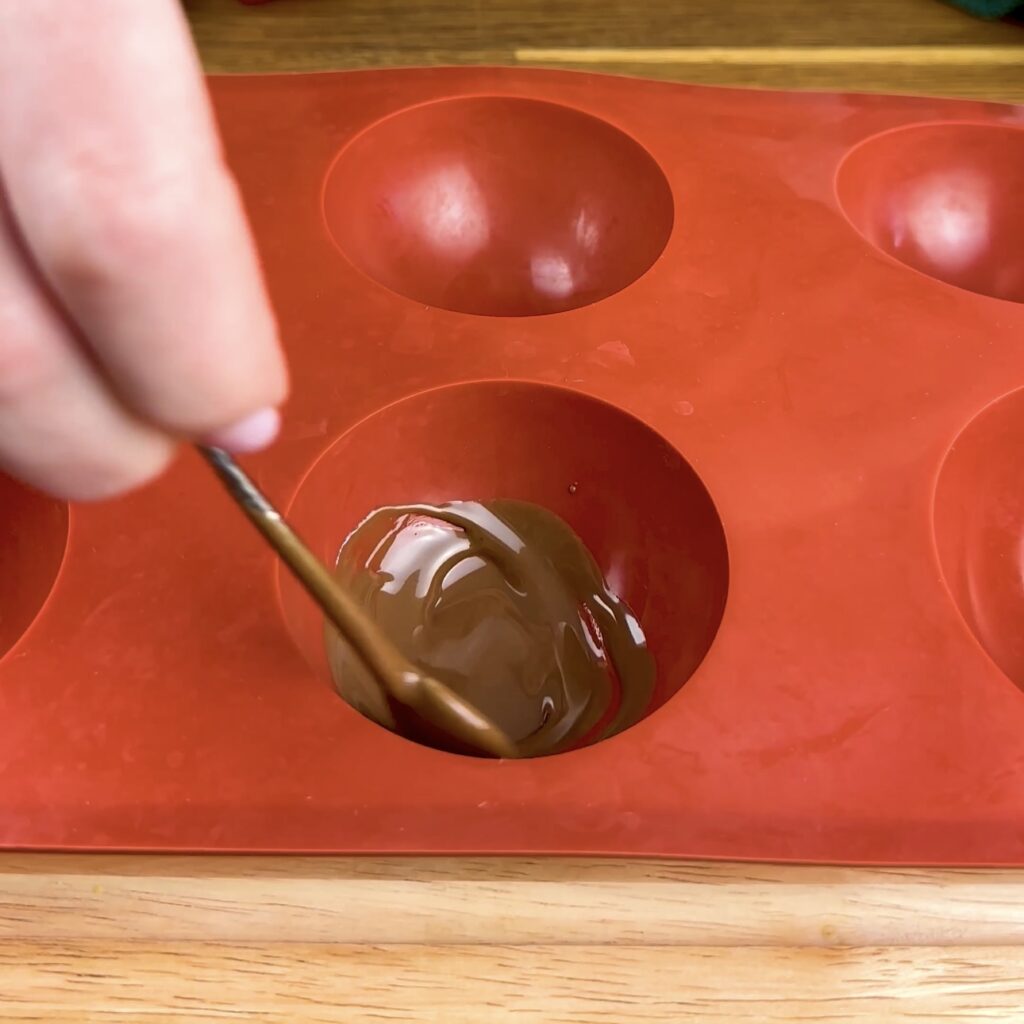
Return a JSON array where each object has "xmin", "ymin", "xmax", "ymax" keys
[{"xmin": 203, "ymin": 406, "xmax": 281, "ymax": 454}]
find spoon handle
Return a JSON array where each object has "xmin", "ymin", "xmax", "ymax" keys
[
  {"xmin": 198, "ymin": 445, "xmax": 412, "ymax": 687},
  {"xmin": 197, "ymin": 445, "xmax": 516, "ymax": 759}
]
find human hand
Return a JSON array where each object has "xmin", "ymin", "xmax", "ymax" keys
[{"xmin": 0, "ymin": 0, "xmax": 288, "ymax": 500}]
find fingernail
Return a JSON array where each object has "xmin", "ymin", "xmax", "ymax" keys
[{"xmin": 205, "ymin": 407, "xmax": 280, "ymax": 453}]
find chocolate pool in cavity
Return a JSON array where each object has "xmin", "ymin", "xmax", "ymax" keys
[{"xmin": 325, "ymin": 500, "xmax": 655, "ymax": 757}]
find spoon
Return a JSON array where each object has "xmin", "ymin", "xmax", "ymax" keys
[{"xmin": 198, "ymin": 445, "xmax": 517, "ymax": 759}]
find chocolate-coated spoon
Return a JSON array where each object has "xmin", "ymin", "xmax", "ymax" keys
[{"xmin": 198, "ymin": 445, "xmax": 517, "ymax": 759}]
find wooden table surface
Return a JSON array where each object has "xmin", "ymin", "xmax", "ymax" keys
[{"xmin": 8, "ymin": 1, "xmax": 1024, "ymax": 1021}]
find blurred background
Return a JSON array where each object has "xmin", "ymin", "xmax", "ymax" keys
[{"xmin": 186, "ymin": 0, "xmax": 1024, "ymax": 100}]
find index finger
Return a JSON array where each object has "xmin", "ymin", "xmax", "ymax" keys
[{"xmin": 0, "ymin": 0, "xmax": 288, "ymax": 444}]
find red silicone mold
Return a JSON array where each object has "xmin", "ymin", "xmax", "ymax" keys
[{"xmin": 3, "ymin": 67, "xmax": 1024, "ymax": 863}]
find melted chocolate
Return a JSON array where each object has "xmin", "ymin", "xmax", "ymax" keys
[{"xmin": 325, "ymin": 500, "xmax": 655, "ymax": 757}]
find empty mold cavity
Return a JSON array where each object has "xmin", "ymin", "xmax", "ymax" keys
[
  {"xmin": 934, "ymin": 389, "xmax": 1024, "ymax": 688},
  {"xmin": 322, "ymin": 96, "xmax": 674, "ymax": 316},
  {"xmin": 0, "ymin": 474, "xmax": 68, "ymax": 662},
  {"xmin": 836, "ymin": 122, "xmax": 1024, "ymax": 303},
  {"xmin": 279, "ymin": 381, "xmax": 728, "ymax": 749}
]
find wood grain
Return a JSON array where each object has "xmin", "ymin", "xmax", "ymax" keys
[
  {"xmin": 2, "ymin": 856, "xmax": 1024, "ymax": 948},
  {"xmin": 186, "ymin": 0, "xmax": 1024, "ymax": 99},
  {"xmin": 4, "ymin": 855, "xmax": 1024, "ymax": 1020},
  {"xmin": 6, "ymin": 2, "xmax": 1024, "ymax": 1021},
  {"xmin": 6, "ymin": 942, "xmax": 1024, "ymax": 1022}
]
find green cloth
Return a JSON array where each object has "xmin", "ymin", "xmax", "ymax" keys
[{"xmin": 944, "ymin": 0, "xmax": 1021, "ymax": 16}]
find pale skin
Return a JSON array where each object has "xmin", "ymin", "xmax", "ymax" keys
[{"xmin": 0, "ymin": 0, "xmax": 288, "ymax": 500}]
